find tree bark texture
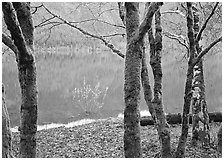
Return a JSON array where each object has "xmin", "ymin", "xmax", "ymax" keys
[
  {"xmin": 141, "ymin": 44, "xmax": 156, "ymax": 123},
  {"xmin": 191, "ymin": 3, "xmax": 210, "ymax": 147},
  {"xmin": 217, "ymin": 125, "xmax": 222, "ymax": 153},
  {"xmin": 3, "ymin": 2, "xmax": 38, "ymax": 158},
  {"xmin": 176, "ymin": 2, "xmax": 195, "ymax": 158},
  {"xmin": 148, "ymin": 9, "xmax": 171, "ymax": 158},
  {"xmin": 2, "ymin": 84, "xmax": 13, "ymax": 158},
  {"xmin": 117, "ymin": 2, "xmax": 156, "ymax": 124},
  {"xmin": 123, "ymin": 2, "xmax": 142, "ymax": 157}
]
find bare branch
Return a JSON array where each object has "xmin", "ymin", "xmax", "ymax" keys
[
  {"xmin": 101, "ymin": 33, "xmax": 125, "ymax": 38},
  {"xmin": 195, "ymin": 2, "xmax": 219, "ymax": 43},
  {"xmin": 69, "ymin": 18, "xmax": 125, "ymax": 29},
  {"xmin": 161, "ymin": 10, "xmax": 185, "ymax": 17},
  {"xmin": 2, "ymin": 33, "xmax": 18, "ymax": 55},
  {"xmin": 31, "ymin": 4, "xmax": 43, "ymax": 14},
  {"xmin": 163, "ymin": 31, "xmax": 189, "ymax": 50},
  {"xmin": 42, "ymin": 4, "xmax": 124, "ymax": 59},
  {"xmin": 98, "ymin": 8, "xmax": 118, "ymax": 17},
  {"xmin": 193, "ymin": 36, "xmax": 222, "ymax": 66},
  {"xmin": 35, "ymin": 16, "xmax": 56, "ymax": 28}
]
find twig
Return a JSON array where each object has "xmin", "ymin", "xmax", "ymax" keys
[{"xmin": 161, "ymin": 10, "xmax": 185, "ymax": 17}]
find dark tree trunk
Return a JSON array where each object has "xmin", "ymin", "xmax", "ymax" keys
[
  {"xmin": 3, "ymin": 2, "xmax": 38, "ymax": 158},
  {"xmin": 2, "ymin": 84, "xmax": 13, "ymax": 158},
  {"xmin": 123, "ymin": 2, "xmax": 142, "ymax": 157},
  {"xmin": 176, "ymin": 2, "xmax": 195, "ymax": 158},
  {"xmin": 141, "ymin": 44, "xmax": 156, "ymax": 123},
  {"xmin": 148, "ymin": 9, "xmax": 171, "ymax": 158},
  {"xmin": 123, "ymin": 2, "xmax": 163, "ymax": 157}
]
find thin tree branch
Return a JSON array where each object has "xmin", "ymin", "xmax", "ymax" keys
[
  {"xmin": 102, "ymin": 33, "xmax": 125, "ymax": 38},
  {"xmin": 42, "ymin": 4, "xmax": 125, "ymax": 59},
  {"xmin": 69, "ymin": 18, "xmax": 125, "ymax": 29},
  {"xmin": 195, "ymin": 2, "xmax": 219, "ymax": 43},
  {"xmin": 31, "ymin": 4, "xmax": 43, "ymax": 14},
  {"xmin": 193, "ymin": 36, "xmax": 222, "ymax": 66},
  {"xmin": 161, "ymin": 10, "xmax": 185, "ymax": 17},
  {"xmin": 35, "ymin": 16, "xmax": 56, "ymax": 28},
  {"xmin": 163, "ymin": 31, "xmax": 189, "ymax": 50},
  {"xmin": 2, "ymin": 33, "xmax": 18, "ymax": 55}
]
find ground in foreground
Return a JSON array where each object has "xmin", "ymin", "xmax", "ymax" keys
[{"xmin": 11, "ymin": 118, "xmax": 221, "ymax": 158}]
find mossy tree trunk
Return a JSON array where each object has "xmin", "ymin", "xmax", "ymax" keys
[
  {"xmin": 141, "ymin": 44, "xmax": 156, "ymax": 123},
  {"xmin": 148, "ymin": 9, "xmax": 171, "ymax": 158},
  {"xmin": 2, "ymin": 84, "xmax": 13, "ymax": 158},
  {"xmin": 117, "ymin": 2, "xmax": 156, "ymax": 124},
  {"xmin": 124, "ymin": 3, "xmax": 142, "ymax": 157},
  {"xmin": 123, "ymin": 2, "xmax": 163, "ymax": 157},
  {"xmin": 3, "ymin": 2, "xmax": 38, "ymax": 158},
  {"xmin": 175, "ymin": 3, "xmax": 195, "ymax": 157},
  {"xmin": 191, "ymin": 3, "xmax": 210, "ymax": 147}
]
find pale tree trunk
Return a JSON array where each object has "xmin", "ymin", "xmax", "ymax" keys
[
  {"xmin": 148, "ymin": 9, "xmax": 171, "ymax": 158},
  {"xmin": 3, "ymin": 2, "xmax": 38, "ymax": 158},
  {"xmin": 2, "ymin": 84, "xmax": 13, "ymax": 158},
  {"xmin": 191, "ymin": 3, "xmax": 210, "ymax": 147},
  {"xmin": 124, "ymin": 3, "xmax": 142, "ymax": 157},
  {"xmin": 176, "ymin": 2, "xmax": 195, "ymax": 157}
]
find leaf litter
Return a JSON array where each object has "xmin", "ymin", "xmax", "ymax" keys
[{"xmin": 11, "ymin": 118, "xmax": 221, "ymax": 158}]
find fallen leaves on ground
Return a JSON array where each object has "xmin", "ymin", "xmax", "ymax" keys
[{"xmin": 11, "ymin": 118, "xmax": 221, "ymax": 158}]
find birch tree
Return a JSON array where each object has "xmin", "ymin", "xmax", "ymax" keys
[{"xmin": 175, "ymin": 2, "xmax": 222, "ymax": 157}]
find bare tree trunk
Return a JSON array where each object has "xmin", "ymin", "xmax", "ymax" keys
[
  {"xmin": 117, "ymin": 2, "xmax": 156, "ymax": 124},
  {"xmin": 191, "ymin": 3, "xmax": 210, "ymax": 147},
  {"xmin": 3, "ymin": 2, "xmax": 38, "ymax": 158},
  {"xmin": 2, "ymin": 84, "xmax": 13, "ymax": 158},
  {"xmin": 123, "ymin": 2, "xmax": 163, "ymax": 157},
  {"xmin": 141, "ymin": 44, "xmax": 156, "ymax": 123},
  {"xmin": 148, "ymin": 9, "xmax": 171, "ymax": 158},
  {"xmin": 123, "ymin": 3, "xmax": 142, "ymax": 157},
  {"xmin": 176, "ymin": 2, "xmax": 195, "ymax": 157}
]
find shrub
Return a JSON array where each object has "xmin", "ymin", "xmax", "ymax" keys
[{"xmin": 72, "ymin": 77, "xmax": 108, "ymax": 115}]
